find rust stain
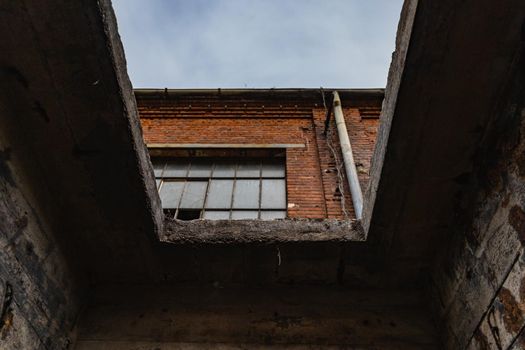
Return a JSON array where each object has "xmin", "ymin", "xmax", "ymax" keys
[
  {"xmin": 498, "ymin": 287, "xmax": 524, "ymax": 334},
  {"xmin": 0, "ymin": 311, "xmax": 13, "ymax": 340},
  {"xmin": 509, "ymin": 205, "xmax": 525, "ymax": 243}
]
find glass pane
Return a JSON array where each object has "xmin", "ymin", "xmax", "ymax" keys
[
  {"xmin": 260, "ymin": 211, "xmax": 287, "ymax": 220},
  {"xmin": 163, "ymin": 161, "xmax": 188, "ymax": 177},
  {"xmin": 233, "ymin": 180, "xmax": 260, "ymax": 208},
  {"xmin": 159, "ymin": 181, "xmax": 184, "ymax": 208},
  {"xmin": 236, "ymin": 160, "xmax": 261, "ymax": 177},
  {"xmin": 262, "ymin": 159, "xmax": 285, "ymax": 178},
  {"xmin": 188, "ymin": 160, "xmax": 212, "ymax": 177},
  {"xmin": 180, "ymin": 181, "xmax": 207, "ymax": 208},
  {"xmin": 261, "ymin": 179, "xmax": 286, "ymax": 209},
  {"xmin": 156, "ymin": 179, "xmax": 161, "ymax": 189},
  {"xmin": 203, "ymin": 211, "xmax": 230, "ymax": 220},
  {"xmin": 212, "ymin": 160, "xmax": 236, "ymax": 178},
  {"xmin": 152, "ymin": 160, "xmax": 166, "ymax": 177},
  {"xmin": 231, "ymin": 210, "xmax": 259, "ymax": 220},
  {"xmin": 205, "ymin": 180, "xmax": 233, "ymax": 208}
]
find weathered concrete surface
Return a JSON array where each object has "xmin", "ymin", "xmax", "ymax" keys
[
  {"xmin": 0, "ymin": 0, "xmax": 162, "ymax": 283},
  {"xmin": 365, "ymin": 0, "xmax": 525, "ymax": 264},
  {"xmin": 0, "ymin": 0, "xmax": 162, "ymax": 348},
  {"xmin": 0, "ymin": 135, "xmax": 82, "ymax": 348},
  {"xmin": 362, "ymin": 0, "xmax": 418, "ymax": 233},
  {"xmin": 75, "ymin": 342, "xmax": 424, "ymax": 350},
  {"xmin": 0, "ymin": 1, "xmax": 432, "ymax": 348},
  {"xmin": 363, "ymin": 0, "xmax": 525, "ymax": 315},
  {"xmin": 159, "ymin": 218, "xmax": 424, "ymax": 288},
  {"xmin": 432, "ymin": 45, "xmax": 525, "ymax": 349},
  {"xmin": 75, "ymin": 285, "xmax": 438, "ymax": 350},
  {"xmin": 360, "ymin": 0, "xmax": 525, "ymax": 348},
  {"xmin": 163, "ymin": 218, "xmax": 363, "ymax": 244},
  {"xmin": 157, "ymin": 241, "xmax": 344, "ymax": 286}
]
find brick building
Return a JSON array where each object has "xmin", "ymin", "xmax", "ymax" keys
[{"xmin": 137, "ymin": 89, "xmax": 382, "ymax": 221}]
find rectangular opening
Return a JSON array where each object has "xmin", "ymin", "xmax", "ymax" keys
[
  {"xmin": 154, "ymin": 149, "xmax": 287, "ymax": 220},
  {"xmin": 176, "ymin": 209, "xmax": 202, "ymax": 221}
]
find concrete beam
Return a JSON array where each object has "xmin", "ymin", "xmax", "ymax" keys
[
  {"xmin": 0, "ymin": 0, "xmax": 162, "ymax": 283},
  {"xmin": 162, "ymin": 218, "xmax": 363, "ymax": 244},
  {"xmin": 76, "ymin": 285, "xmax": 436, "ymax": 349},
  {"xmin": 363, "ymin": 0, "xmax": 525, "ymax": 268}
]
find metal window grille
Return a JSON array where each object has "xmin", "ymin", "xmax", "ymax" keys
[{"xmin": 153, "ymin": 157, "xmax": 287, "ymax": 220}]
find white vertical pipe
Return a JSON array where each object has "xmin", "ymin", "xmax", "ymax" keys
[{"xmin": 332, "ymin": 91, "xmax": 363, "ymax": 220}]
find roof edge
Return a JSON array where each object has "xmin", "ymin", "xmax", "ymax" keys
[{"xmin": 133, "ymin": 88, "xmax": 385, "ymax": 100}]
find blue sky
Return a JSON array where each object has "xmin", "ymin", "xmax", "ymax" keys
[{"xmin": 112, "ymin": 0, "xmax": 403, "ymax": 88}]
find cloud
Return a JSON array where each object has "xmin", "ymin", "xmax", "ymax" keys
[{"xmin": 112, "ymin": 0, "xmax": 403, "ymax": 88}]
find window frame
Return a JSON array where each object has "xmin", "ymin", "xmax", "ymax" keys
[{"xmin": 154, "ymin": 156, "xmax": 288, "ymax": 220}]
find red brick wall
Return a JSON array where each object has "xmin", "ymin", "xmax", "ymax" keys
[{"xmin": 137, "ymin": 91, "xmax": 380, "ymax": 220}]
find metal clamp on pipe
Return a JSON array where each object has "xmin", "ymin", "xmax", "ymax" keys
[{"xmin": 333, "ymin": 91, "xmax": 364, "ymax": 220}]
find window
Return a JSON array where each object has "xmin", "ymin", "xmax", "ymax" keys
[{"xmin": 153, "ymin": 157, "xmax": 287, "ymax": 220}]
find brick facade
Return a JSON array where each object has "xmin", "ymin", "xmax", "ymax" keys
[{"xmin": 137, "ymin": 89, "xmax": 382, "ymax": 220}]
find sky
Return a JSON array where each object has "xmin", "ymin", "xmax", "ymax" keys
[{"xmin": 112, "ymin": 0, "xmax": 403, "ymax": 89}]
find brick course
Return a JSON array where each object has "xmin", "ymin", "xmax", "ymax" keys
[{"xmin": 137, "ymin": 90, "xmax": 381, "ymax": 220}]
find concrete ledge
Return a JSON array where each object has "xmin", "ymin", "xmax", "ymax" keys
[{"xmin": 161, "ymin": 218, "xmax": 364, "ymax": 244}]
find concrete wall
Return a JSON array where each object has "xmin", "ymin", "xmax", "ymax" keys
[
  {"xmin": 74, "ymin": 285, "xmax": 437, "ymax": 350},
  {"xmin": 431, "ymin": 47, "xmax": 525, "ymax": 349},
  {"xmin": 137, "ymin": 90, "xmax": 381, "ymax": 219},
  {"xmin": 0, "ymin": 1, "xmax": 163, "ymax": 348},
  {"xmin": 0, "ymin": 143, "xmax": 82, "ymax": 349}
]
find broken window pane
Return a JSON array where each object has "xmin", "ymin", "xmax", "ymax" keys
[
  {"xmin": 180, "ymin": 181, "xmax": 207, "ymax": 208},
  {"xmin": 262, "ymin": 160, "xmax": 285, "ymax": 178},
  {"xmin": 164, "ymin": 161, "xmax": 188, "ymax": 177},
  {"xmin": 163, "ymin": 208, "xmax": 177, "ymax": 219},
  {"xmin": 237, "ymin": 160, "xmax": 261, "ymax": 177},
  {"xmin": 203, "ymin": 211, "xmax": 230, "ymax": 220},
  {"xmin": 233, "ymin": 180, "xmax": 260, "ymax": 208},
  {"xmin": 159, "ymin": 181, "xmax": 184, "ymax": 208},
  {"xmin": 261, "ymin": 179, "xmax": 286, "ymax": 209},
  {"xmin": 260, "ymin": 211, "xmax": 287, "ymax": 220},
  {"xmin": 205, "ymin": 180, "xmax": 233, "ymax": 208},
  {"xmin": 177, "ymin": 209, "xmax": 201, "ymax": 220},
  {"xmin": 153, "ymin": 156, "xmax": 286, "ymax": 220},
  {"xmin": 231, "ymin": 210, "xmax": 259, "ymax": 219}
]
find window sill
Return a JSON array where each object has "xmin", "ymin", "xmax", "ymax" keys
[{"xmin": 161, "ymin": 218, "xmax": 364, "ymax": 244}]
